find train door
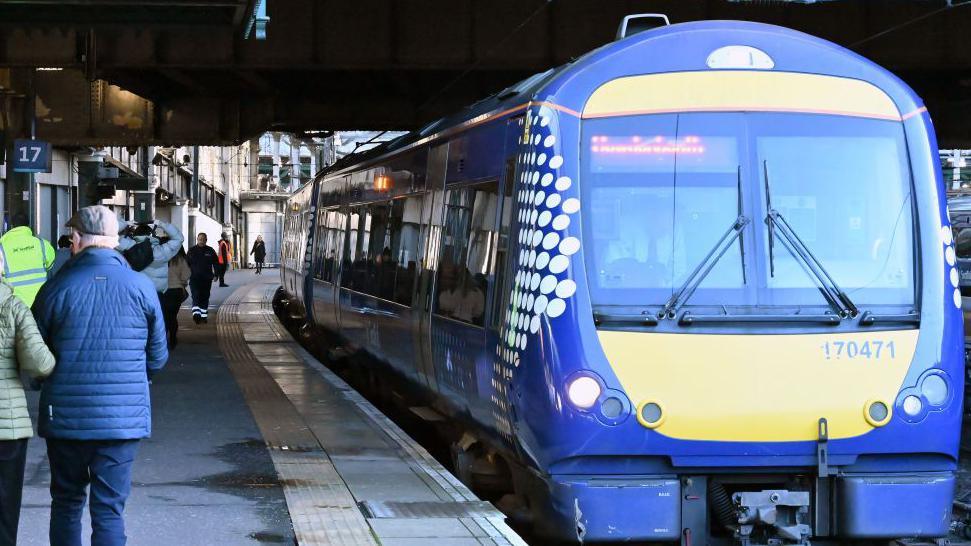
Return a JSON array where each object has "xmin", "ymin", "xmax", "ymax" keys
[
  {"xmin": 310, "ymin": 204, "xmax": 345, "ymax": 334},
  {"xmin": 373, "ymin": 194, "xmax": 425, "ymax": 381},
  {"xmin": 338, "ymin": 203, "xmax": 373, "ymax": 349},
  {"xmin": 427, "ymin": 179, "xmax": 503, "ymax": 412},
  {"xmin": 473, "ymin": 118, "xmax": 522, "ymax": 429},
  {"xmin": 414, "ymin": 143, "xmax": 448, "ymax": 391}
]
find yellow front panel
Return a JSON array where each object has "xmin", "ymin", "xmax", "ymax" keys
[
  {"xmin": 598, "ymin": 330, "xmax": 918, "ymax": 442},
  {"xmin": 582, "ymin": 71, "xmax": 902, "ymax": 121}
]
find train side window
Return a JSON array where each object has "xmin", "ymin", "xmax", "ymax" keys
[
  {"xmin": 313, "ymin": 209, "xmax": 328, "ymax": 280},
  {"xmin": 362, "ymin": 201, "xmax": 394, "ymax": 299},
  {"xmin": 433, "ymin": 181, "xmax": 500, "ymax": 326},
  {"xmin": 387, "ymin": 196, "xmax": 423, "ymax": 305},
  {"xmin": 342, "ymin": 208, "xmax": 365, "ymax": 290},
  {"xmin": 490, "ymin": 161, "xmax": 516, "ymax": 329},
  {"xmin": 323, "ymin": 210, "xmax": 346, "ymax": 283}
]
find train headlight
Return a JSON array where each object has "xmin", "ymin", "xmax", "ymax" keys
[
  {"xmin": 920, "ymin": 373, "xmax": 949, "ymax": 407},
  {"xmin": 637, "ymin": 401, "xmax": 665, "ymax": 429},
  {"xmin": 902, "ymin": 395, "xmax": 923, "ymax": 417},
  {"xmin": 566, "ymin": 376, "xmax": 602, "ymax": 409}
]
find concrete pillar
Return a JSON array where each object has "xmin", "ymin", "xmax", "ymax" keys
[
  {"xmin": 170, "ymin": 199, "xmax": 190, "ymax": 249},
  {"xmin": 951, "ymin": 149, "xmax": 964, "ymax": 190},
  {"xmin": 289, "ymin": 134, "xmax": 300, "ymax": 191},
  {"xmin": 271, "ymin": 133, "xmax": 281, "ymax": 191},
  {"xmin": 189, "ymin": 145, "xmax": 199, "ymax": 243}
]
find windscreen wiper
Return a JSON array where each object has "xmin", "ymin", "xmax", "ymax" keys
[
  {"xmin": 661, "ymin": 215, "xmax": 750, "ymax": 319},
  {"xmin": 763, "ymin": 161, "xmax": 859, "ymax": 318}
]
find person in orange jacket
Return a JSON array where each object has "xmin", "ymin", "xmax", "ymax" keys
[{"xmin": 216, "ymin": 232, "xmax": 232, "ymax": 287}]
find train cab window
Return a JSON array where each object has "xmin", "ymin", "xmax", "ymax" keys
[
  {"xmin": 433, "ymin": 181, "xmax": 500, "ymax": 326},
  {"xmin": 752, "ymin": 114, "xmax": 915, "ymax": 306}
]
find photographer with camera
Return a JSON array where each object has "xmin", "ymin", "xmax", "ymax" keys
[{"xmin": 116, "ymin": 220, "xmax": 184, "ymax": 307}]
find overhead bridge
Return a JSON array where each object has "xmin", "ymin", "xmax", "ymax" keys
[{"xmin": 2, "ymin": 0, "xmax": 971, "ymax": 146}]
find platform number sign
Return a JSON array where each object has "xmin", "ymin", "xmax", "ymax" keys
[{"xmin": 11, "ymin": 139, "xmax": 52, "ymax": 173}]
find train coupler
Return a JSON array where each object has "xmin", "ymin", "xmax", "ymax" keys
[{"xmin": 734, "ymin": 490, "xmax": 812, "ymax": 546}]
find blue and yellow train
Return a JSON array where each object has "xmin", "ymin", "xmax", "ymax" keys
[{"xmin": 278, "ymin": 19, "xmax": 963, "ymax": 544}]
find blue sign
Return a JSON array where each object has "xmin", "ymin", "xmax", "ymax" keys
[{"xmin": 11, "ymin": 139, "xmax": 52, "ymax": 173}]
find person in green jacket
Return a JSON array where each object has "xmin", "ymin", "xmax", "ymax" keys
[
  {"xmin": 0, "ymin": 219, "xmax": 55, "ymax": 308},
  {"xmin": 0, "ymin": 272, "xmax": 55, "ymax": 544}
]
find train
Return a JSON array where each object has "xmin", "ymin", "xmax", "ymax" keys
[{"xmin": 277, "ymin": 18, "xmax": 963, "ymax": 545}]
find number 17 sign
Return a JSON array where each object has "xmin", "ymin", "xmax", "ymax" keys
[{"xmin": 11, "ymin": 139, "xmax": 52, "ymax": 173}]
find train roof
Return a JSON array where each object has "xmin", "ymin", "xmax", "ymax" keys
[{"xmin": 321, "ymin": 20, "xmax": 923, "ymax": 178}]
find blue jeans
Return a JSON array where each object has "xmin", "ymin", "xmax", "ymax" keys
[{"xmin": 46, "ymin": 439, "xmax": 139, "ymax": 546}]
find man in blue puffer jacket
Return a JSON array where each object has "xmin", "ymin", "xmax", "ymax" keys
[{"xmin": 33, "ymin": 205, "xmax": 168, "ymax": 546}]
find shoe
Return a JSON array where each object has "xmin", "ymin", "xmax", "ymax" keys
[
  {"xmin": 220, "ymin": 284, "xmax": 229, "ymax": 287},
  {"xmin": 202, "ymin": 316, "xmax": 208, "ymax": 324},
  {"xmin": 193, "ymin": 315, "xmax": 201, "ymax": 324}
]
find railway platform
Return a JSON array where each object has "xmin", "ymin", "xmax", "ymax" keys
[{"xmin": 16, "ymin": 270, "xmax": 525, "ymax": 546}]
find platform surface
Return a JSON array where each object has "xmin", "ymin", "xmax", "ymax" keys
[{"xmin": 16, "ymin": 269, "xmax": 525, "ymax": 546}]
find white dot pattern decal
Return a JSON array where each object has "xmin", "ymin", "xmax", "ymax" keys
[
  {"xmin": 492, "ymin": 106, "xmax": 582, "ymax": 442},
  {"xmin": 943, "ymin": 223, "xmax": 961, "ymax": 309}
]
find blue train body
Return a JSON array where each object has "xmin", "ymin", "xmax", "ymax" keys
[{"xmin": 280, "ymin": 20, "xmax": 962, "ymax": 544}]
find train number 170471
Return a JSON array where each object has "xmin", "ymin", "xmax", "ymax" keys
[{"xmin": 821, "ymin": 340, "xmax": 896, "ymax": 360}]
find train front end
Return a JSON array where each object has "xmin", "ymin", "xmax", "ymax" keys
[{"xmin": 504, "ymin": 22, "xmax": 963, "ymax": 543}]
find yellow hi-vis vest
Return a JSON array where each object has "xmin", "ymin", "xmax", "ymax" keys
[{"xmin": 0, "ymin": 227, "xmax": 55, "ymax": 307}]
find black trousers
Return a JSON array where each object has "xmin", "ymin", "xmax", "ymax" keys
[
  {"xmin": 255, "ymin": 259, "xmax": 264, "ymax": 274},
  {"xmin": 162, "ymin": 288, "xmax": 187, "ymax": 340},
  {"xmin": 215, "ymin": 265, "xmax": 227, "ymax": 285},
  {"xmin": 0, "ymin": 439, "xmax": 28, "ymax": 546},
  {"xmin": 189, "ymin": 277, "xmax": 212, "ymax": 319}
]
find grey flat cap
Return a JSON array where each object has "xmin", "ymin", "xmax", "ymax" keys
[{"xmin": 66, "ymin": 205, "xmax": 119, "ymax": 236}]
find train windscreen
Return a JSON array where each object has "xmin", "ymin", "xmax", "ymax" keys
[{"xmin": 580, "ymin": 112, "xmax": 916, "ymax": 311}]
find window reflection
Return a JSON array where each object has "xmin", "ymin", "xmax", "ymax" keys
[{"xmin": 434, "ymin": 182, "xmax": 500, "ymax": 326}]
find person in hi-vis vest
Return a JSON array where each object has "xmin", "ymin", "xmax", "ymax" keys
[
  {"xmin": 215, "ymin": 233, "xmax": 232, "ymax": 287},
  {"xmin": 0, "ymin": 218, "xmax": 55, "ymax": 307}
]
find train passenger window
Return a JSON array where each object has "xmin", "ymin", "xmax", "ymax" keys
[
  {"xmin": 361, "ymin": 201, "xmax": 394, "ymax": 299},
  {"xmin": 313, "ymin": 209, "xmax": 343, "ymax": 282},
  {"xmin": 433, "ymin": 181, "xmax": 500, "ymax": 326},
  {"xmin": 324, "ymin": 211, "xmax": 346, "ymax": 283},
  {"xmin": 490, "ymin": 160, "xmax": 516, "ymax": 329},
  {"xmin": 312, "ymin": 209, "xmax": 327, "ymax": 280},
  {"xmin": 387, "ymin": 196, "xmax": 423, "ymax": 306},
  {"xmin": 414, "ymin": 187, "xmax": 445, "ymax": 311},
  {"xmin": 342, "ymin": 209, "xmax": 366, "ymax": 290}
]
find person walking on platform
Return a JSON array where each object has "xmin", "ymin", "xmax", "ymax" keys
[
  {"xmin": 0, "ymin": 255, "xmax": 55, "ymax": 546},
  {"xmin": 250, "ymin": 235, "xmax": 266, "ymax": 275},
  {"xmin": 33, "ymin": 205, "xmax": 167, "ymax": 546},
  {"xmin": 0, "ymin": 217, "xmax": 55, "ymax": 307},
  {"xmin": 187, "ymin": 233, "xmax": 218, "ymax": 324},
  {"xmin": 216, "ymin": 232, "xmax": 232, "ymax": 287},
  {"xmin": 163, "ymin": 246, "xmax": 190, "ymax": 348},
  {"xmin": 49, "ymin": 235, "xmax": 73, "ymax": 278}
]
